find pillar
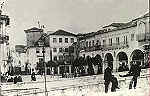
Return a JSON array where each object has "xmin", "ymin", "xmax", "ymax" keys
[
  {"xmin": 57, "ymin": 66, "xmax": 60, "ymax": 75},
  {"xmin": 69, "ymin": 65, "xmax": 71, "ymax": 74}
]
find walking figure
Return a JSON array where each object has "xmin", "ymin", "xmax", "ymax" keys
[
  {"xmin": 119, "ymin": 61, "xmax": 141, "ymax": 89},
  {"xmin": 31, "ymin": 69, "xmax": 36, "ymax": 81},
  {"xmin": 104, "ymin": 65, "xmax": 112, "ymax": 93}
]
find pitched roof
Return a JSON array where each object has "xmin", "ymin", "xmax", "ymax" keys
[
  {"xmin": 24, "ymin": 27, "xmax": 43, "ymax": 33},
  {"xmin": 50, "ymin": 29, "xmax": 76, "ymax": 37}
]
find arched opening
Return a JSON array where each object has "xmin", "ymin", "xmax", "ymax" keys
[
  {"xmin": 94, "ymin": 54, "xmax": 103, "ymax": 74},
  {"xmin": 130, "ymin": 49, "xmax": 144, "ymax": 66},
  {"xmin": 116, "ymin": 52, "xmax": 129, "ymax": 72},
  {"xmin": 104, "ymin": 53, "xmax": 113, "ymax": 69}
]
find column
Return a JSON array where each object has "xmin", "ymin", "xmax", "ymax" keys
[
  {"xmin": 69, "ymin": 65, "xmax": 72, "ymax": 74},
  {"xmin": 57, "ymin": 66, "xmax": 60, "ymax": 75}
]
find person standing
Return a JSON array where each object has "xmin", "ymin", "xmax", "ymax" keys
[
  {"xmin": 120, "ymin": 61, "xmax": 141, "ymax": 89},
  {"xmin": 128, "ymin": 61, "xmax": 141, "ymax": 89},
  {"xmin": 31, "ymin": 69, "xmax": 36, "ymax": 81},
  {"xmin": 104, "ymin": 65, "xmax": 112, "ymax": 93},
  {"xmin": 111, "ymin": 75, "xmax": 119, "ymax": 92}
]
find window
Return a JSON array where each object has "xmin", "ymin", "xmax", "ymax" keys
[
  {"xmin": 86, "ymin": 41, "xmax": 88, "ymax": 47},
  {"xmin": 124, "ymin": 36, "xmax": 128, "ymax": 44},
  {"xmin": 39, "ymin": 58, "xmax": 43, "ymax": 62},
  {"xmin": 53, "ymin": 48, "xmax": 57, "ymax": 52},
  {"xmin": 59, "ymin": 48, "xmax": 63, "ymax": 52},
  {"xmin": 71, "ymin": 38, "xmax": 74, "ymax": 43},
  {"xmin": 89, "ymin": 41, "xmax": 91, "ymax": 47},
  {"xmin": 36, "ymin": 48, "xmax": 40, "ymax": 53},
  {"xmin": 65, "ymin": 48, "xmax": 68, "ymax": 52},
  {"xmin": 92, "ymin": 40, "xmax": 95, "ymax": 46},
  {"xmin": 109, "ymin": 38, "xmax": 112, "ymax": 46},
  {"xmin": 59, "ymin": 55, "xmax": 63, "ymax": 61},
  {"xmin": 131, "ymin": 34, "xmax": 134, "ymax": 41},
  {"xmin": 53, "ymin": 56, "xmax": 57, "ymax": 61},
  {"xmin": 65, "ymin": 38, "xmax": 68, "ymax": 43},
  {"xmin": 96, "ymin": 40, "xmax": 99, "ymax": 46},
  {"xmin": 59, "ymin": 38, "xmax": 62, "ymax": 43},
  {"xmin": 53, "ymin": 38, "xmax": 57, "ymax": 43},
  {"xmin": 116, "ymin": 37, "xmax": 120, "ymax": 45},
  {"xmin": 103, "ymin": 40, "xmax": 106, "ymax": 46}
]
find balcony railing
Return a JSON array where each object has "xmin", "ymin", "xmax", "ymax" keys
[
  {"xmin": 80, "ymin": 42, "xmax": 129, "ymax": 52},
  {"xmin": 136, "ymin": 33, "xmax": 150, "ymax": 41}
]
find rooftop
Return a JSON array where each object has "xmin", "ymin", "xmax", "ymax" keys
[
  {"xmin": 24, "ymin": 27, "xmax": 43, "ymax": 33},
  {"xmin": 50, "ymin": 29, "xmax": 76, "ymax": 37}
]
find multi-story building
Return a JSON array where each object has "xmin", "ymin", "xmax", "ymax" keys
[
  {"xmin": 79, "ymin": 12, "xmax": 149, "ymax": 73},
  {"xmin": 25, "ymin": 28, "xmax": 77, "ymax": 74},
  {"xmin": 0, "ymin": 10, "xmax": 10, "ymax": 73},
  {"xmin": 48, "ymin": 30, "xmax": 77, "ymax": 74},
  {"xmin": 25, "ymin": 27, "xmax": 50, "ymax": 74}
]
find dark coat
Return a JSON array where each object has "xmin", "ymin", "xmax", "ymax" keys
[
  {"xmin": 31, "ymin": 72, "xmax": 36, "ymax": 81},
  {"xmin": 14, "ymin": 76, "xmax": 18, "ymax": 84},
  {"xmin": 104, "ymin": 67, "xmax": 112, "ymax": 81},
  {"xmin": 111, "ymin": 76, "xmax": 119, "ymax": 88},
  {"xmin": 129, "ymin": 64, "xmax": 141, "ymax": 77}
]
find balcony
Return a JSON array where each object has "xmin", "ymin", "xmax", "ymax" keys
[
  {"xmin": 136, "ymin": 33, "xmax": 150, "ymax": 42},
  {"xmin": 81, "ymin": 42, "xmax": 129, "ymax": 52}
]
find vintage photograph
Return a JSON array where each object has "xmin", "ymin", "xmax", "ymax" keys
[{"xmin": 0, "ymin": 0, "xmax": 149, "ymax": 96}]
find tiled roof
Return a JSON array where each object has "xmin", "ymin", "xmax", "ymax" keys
[
  {"xmin": 50, "ymin": 29, "xmax": 76, "ymax": 37},
  {"xmin": 103, "ymin": 23, "xmax": 126, "ymax": 28},
  {"xmin": 24, "ymin": 27, "xmax": 43, "ymax": 33}
]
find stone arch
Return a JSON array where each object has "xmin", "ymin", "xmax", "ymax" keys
[
  {"xmin": 116, "ymin": 52, "xmax": 129, "ymax": 72},
  {"xmin": 94, "ymin": 54, "xmax": 103, "ymax": 74},
  {"xmin": 130, "ymin": 49, "xmax": 144, "ymax": 66},
  {"xmin": 104, "ymin": 53, "xmax": 113, "ymax": 69}
]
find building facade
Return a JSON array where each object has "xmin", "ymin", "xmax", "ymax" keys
[
  {"xmin": 25, "ymin": 27, "xmax": 51, "ymax": 74},
  {"xmin": 0, "ymin": 10, "xmax": 10, "ymax": 74},
  {"xmin": 25, "ymin": 28, "xmax": 77, "ymax": 74},
  {"xmin": 79, "ymin": 12, "xmax": 149, "ymax": 73},
  {"xmin": 48, "ymin": 30, "xmax": 77, "ymax": 74}
]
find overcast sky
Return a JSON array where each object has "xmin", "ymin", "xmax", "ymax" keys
[{"xmin": 1, "ymin": 0, "xmax": 149, "ymax": 46}]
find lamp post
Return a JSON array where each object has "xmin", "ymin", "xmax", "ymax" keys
[{"xmin": 36, "ymin": 33, "xmax": 48, "ymax": 96}]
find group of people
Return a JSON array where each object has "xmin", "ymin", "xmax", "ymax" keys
[{"xmin": 104, "ymin": 61, "xmax": 141, "ymax": 93}]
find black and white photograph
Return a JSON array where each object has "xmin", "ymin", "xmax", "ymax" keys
[{"xmin": 0, "ymin": 0, "xmax": 149, "ymax": 96}]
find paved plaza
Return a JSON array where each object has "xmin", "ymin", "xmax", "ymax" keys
[{"xmin": 1, "ymin": 68, "xmax": 150, "ymax": 96}]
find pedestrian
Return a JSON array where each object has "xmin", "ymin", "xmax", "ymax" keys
[
  {"xmin": 104, "ymin": 65, "xmax": 112, "ymax": 93},
  {"xmin": 17, "ymin": 75, "xmax": 23, "ymax": 82},
  {"xmin": 111, "ymin": 75, "xmax": 119, "ymax": 92},
  {"xmin": 14, "ymin": 75, "xmax": 18, "ymax": 84},
  {"xmin": 119, "ymin": 61, "xmax": 141, "ymax": 89},
  {"xmin": 31, "ymin": 69, "xmax": 36, "ymax": 81}
]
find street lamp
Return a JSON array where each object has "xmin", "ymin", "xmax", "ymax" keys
[{"xmin": 36, "ymin": 33, "xmax": 48, "ymax": 96}]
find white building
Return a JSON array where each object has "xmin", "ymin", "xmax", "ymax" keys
[
  {"xmin": 79, "ymin": 12, "xmax": 149, "ymax": 73},
  {"xmin": 48, "ymin": 30, "xmax": 77, "ymax": 74},
  {"xmin": 25, "ymin": 27, "xmax": 51, "ymax": 74},
  {"xmin": 25, "ymin": 28, "xmax": 77, "ymax": 74}
]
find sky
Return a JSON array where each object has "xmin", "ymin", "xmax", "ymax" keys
[{"xmin": 1, "ymin": 0, "xmax": 149, "ymax": 46}]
